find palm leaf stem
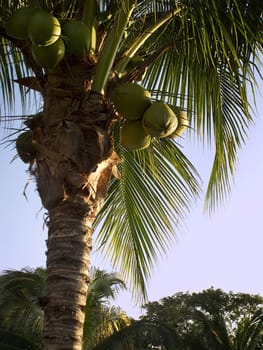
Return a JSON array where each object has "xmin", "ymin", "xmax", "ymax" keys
[
  {"xmin": 119, "ymin": 42, "xmax": 173, "ymax": 83},
  {"xmin": 82, "ymin": 0, "xmax": 97, "ymax": 53},
  {"xmin": 92, "ymin": 0, "xmax": 137, "ymax": 94},
  {"xmin": 114, "ymin": 5, "xmax": 182, "ymax": 76}
]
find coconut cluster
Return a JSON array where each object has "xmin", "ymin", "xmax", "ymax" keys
[
  {"xmin": 111, "ymin": 82, "xmax": 189, "ymax": 151},
  {"xmin": 5, "ymin": 6, "xmax": 91, "ymax": 69}
]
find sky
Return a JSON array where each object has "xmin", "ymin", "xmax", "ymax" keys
[{"xmin": 0, "ymin": 81, "xmax": 262, "ymax": 320}]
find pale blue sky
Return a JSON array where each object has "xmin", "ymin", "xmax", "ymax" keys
[{"xmin": 0, "ymin": 81, "xmax": 262, "ymax": 319}]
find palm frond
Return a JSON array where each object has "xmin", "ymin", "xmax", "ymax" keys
[
  {"xmin": 234, "ymin": 310, "xmax": 263, "ymax": 350},
  {"xmin": 0, "ymin": 267, "xmax": 45, "ymax": 349},
  {"xmin": 0, "ymin": 267, "xmax": 45, "ymax": 334},
  {"xmin": 0, "ymin": 329, "xmax": 40, "ymax": 350},
  {"xmin": 94, "ymin": 137, "xmax": 200, "ymax": 301},
  {"xmin": 83, "ymin": 306, "xmax": 131, "ymax": 350},
  {"xmin": 92, "ymin": 318, "xmax": 183, "ymax": 350},
  {"xmin": 83, "ymin": 267, "xmax": 127, "ymax": 349},
  {"xmin": 204, "ymin": 64, "xmax": 252, "ymax": 212},
  {"xmin": 0, "ymin": 36, "xmax": 31, "ymax": 113},
  {"xmin": 132, "ymin": 0, "xmax": 262, "ymax": 211},
  {"xmin": 88, "ymin": 267, "xmax": 126, "ymax": 304}
]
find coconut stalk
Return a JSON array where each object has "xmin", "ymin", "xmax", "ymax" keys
[
  {"xmin": 92, "ymin": 0, "xmax": 137, "ymax": 94},
  {"xmin": 114, "ymin": 5, "xmax": 182, "ymax": 76},
  {"xmin": 82, "ymin": 0, "xmax": 97, "ymax": 54}
]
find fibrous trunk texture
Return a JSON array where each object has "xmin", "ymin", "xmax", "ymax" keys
[
  {"xmin": 26, "ymin": 66, "xmax": 119, "ymax": 350},
  {"xmin": 43, "ymin": 199, "xmax": 92, "ymax": 349}
]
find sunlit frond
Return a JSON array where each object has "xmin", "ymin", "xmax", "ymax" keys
[
  {"xmin": 88, "ymin": 267, "xmax": 126, "ymax": 304},
  {"xmin": 83, "ymin": 306, "xmax": 131, "ymax": 350},
  {"xmin": 0, "ymin": 36, "xmax": 32, "ymax": 113},
  {"xmin": 94, "ymin": 137, "xmax": 200, "ymax": 301},
  {"xmin": 135, "ymin": 0, "xmax": 262, "ymax": 210}
]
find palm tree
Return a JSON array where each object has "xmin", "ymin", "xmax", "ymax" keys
[
  {"xmin": 233, "ymin": 310, "xmax": 263, "ymax": 350},
  {"xmin": 82, "ymin": 267, "xmax": 129, "ymax": 349},
  {"xmin": 0, "ymin": 267, "xmax": 129, "ymax": 350},
  {"xmin": 180, "ymin": 303, "xmax": 263, "ymax": 350},
  {"xmin": 83, "ymin": 305, "xmax": 131, "ymax": 350},
  {"xmin": 0, "ymin": 1, "xmax": 261, "ymax": 349},
  {"xmin": 0, "ymin": 267, "xmax": 45, "ymax": 350}
]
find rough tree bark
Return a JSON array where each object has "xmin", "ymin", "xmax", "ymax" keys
[{"xmin": 25, "ymin": 63, "xmax": 119, "ymax": 349}]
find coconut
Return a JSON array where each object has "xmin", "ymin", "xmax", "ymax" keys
[
  {"xmin": 5, "ymin": 7, "xmax": 37, "ymax": 40},
  {"xmin": 142, "ymin": 102, "xmax": 178, "ymax": 138},
  {"xmin": 168, "ymin": 105, "xmax": 189, "ymax": 138},
  {"xmin": 62, "ymin": 20, "xmax": 91, "ymax": 56},
  {"xmin": 28, "ymin": 10, "xmax": 61, "ymax": 46},
  {"xmin": 32, "ymin": 38, "xmax": 65, "ymax": 69},
  {"xmin": 16, "ymin": 131, "xmax": 36, "ymax": 163},
  {"xmin": 111, "ymin": 83, "xmax": 152, "ymax": 121},
  {"xmin": 120, "ymin": 119, "xmax": 151, "ymax": 151}
]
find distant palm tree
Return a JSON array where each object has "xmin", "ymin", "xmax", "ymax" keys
[
  {"xmin": 184, "ymin": 306, "xmax": 263, "ymax": 350},
  {"xmin": 233, "ymin": 310, "xmax": 263, "ymax": 350},
  {"xmin": 0, "ymin": 267, "xmax": 45, "ymax": 349},
  {"xmin": 188, "ymin": 303, "xmax": 234, "ymax": 350},
  {"xmin": 1, "ymin": 1, "xmax": 261, "ymax": 348},
  {"xmin": 82, "ymin": 267, "xmax": 129, "ymax": 349}
]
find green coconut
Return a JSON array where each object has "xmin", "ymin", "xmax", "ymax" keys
[
  {"xmin": 28, "ymin": 10, "xmax": 61, "ymax": 46},
  {"xmin": 32, "ymin": 38, "xmax": 65, "ymax": 69},
  {"xmin": 16, "ymin": 131, "xmax": 36, "ymax": 163},
  {"xmin": 168, "ymin": 105, "xmax": 189, "ymax": 138},
  {"xmin": 62, "ymin": 20, "xmax": 91, "ymax": 56},
  {"xmin": 5, "ymin": 7, "xmax": 37, "ymax": 40},
  {"xmin": 111, "ymin": 83, "xmax": 152, "ymax": 121},
  {"xmin": 142, "ymin": 101, "xmax": 178, "ymax": 138},
  {"xmin": 120, "ymin": 119, "xmax": 151, "ymax": 151}
]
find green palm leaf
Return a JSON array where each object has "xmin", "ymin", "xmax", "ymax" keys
[
  {"xmin": 234, "ymin": 310, "xmax": 263, "ymax": 350},
  {"xmin": 92, "ymin": 318, "xmax": 183, "ymax": 350},
  {"xmin": 0, "ymin": 330, "xmax": 40, "ymax": 350},
  {"xmin": 0, "ymin": 37, "xmax": 30, "ymax": 112},
  {"xmin": 0, "ymin": 267, "xmax": 45, "ymax": 349},
  {"xmin": 204, "ymin": 64, "xmax": 252, "ymax": 211},
  {"xmin": 128, "ymin": 0, "xmax": 262, "ymax": 211},
  {"xmin": 83, "ymin": 268, "xmax": 128, "ymax": 350},
  {"xmin": 88, "ymin": 268, "xmax": 126, "ymax": 304},
  {"xmin": 94, "ymin": 136, "xmax": 200, "ymax": 300},
  {"xmin": 83, "ymin": 306, "xmax": 131, "ymax": 350}
]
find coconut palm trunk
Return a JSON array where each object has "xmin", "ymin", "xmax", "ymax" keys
[
  {"xmin": 31, "ymin": 73, "xmax": 118, "ymax": 349},
  {"xmin": 43, "ymin": 201, "xmax": 95, "ymax": 349},
  {"xmin": 44, "ymin": 203, "xmax": 91, "ymax": 349}
]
